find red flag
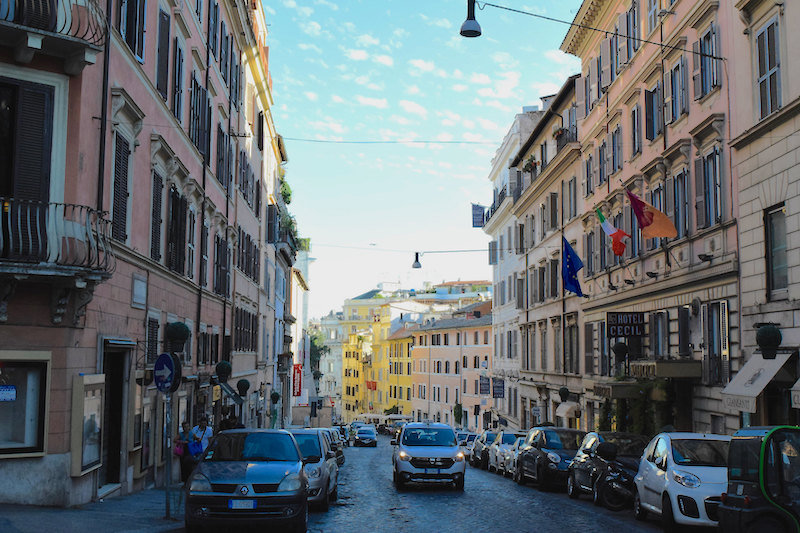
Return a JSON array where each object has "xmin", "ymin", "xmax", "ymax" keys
[{"xmin": 626, "ymin": 190, "xmax": 677, "ymax": 239}]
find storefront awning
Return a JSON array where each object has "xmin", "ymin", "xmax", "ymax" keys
[
  {"xmin": 721, "ymin": 352, "xmax": 791, "ymax": 413},
  {"xmin": 556, "ymin": 401, "xmax": 580, "ymax": 419},
  {"xmin": 790, "ymin": 378, "xmax": 800, "ymax": 409},
  {"xmin": 219, "ymin": 382, "xmax": 243, "ymax": 405}
]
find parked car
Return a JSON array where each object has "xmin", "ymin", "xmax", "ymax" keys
[
  {"xmin": 567, "ymin": 431, "xmax": 649, "ymax": 510},
  {"xmin": 470, "ymin": 430, "xmax": 497, "ymax": 469},
  {"xmin": 501, "ymin": 437, "xmax": 526, "ymax": 478},
  {"xmin": 457, "ymin": 432, "xmax": 477, "ymax": 457},
  {"xmin": 288, "ymin": 429, "xmax": 339, "ymax": 511},
  {"xmin": 718, "ymin": 426, "xmax": 800, "ymax": 533},
  {"xmin": 184, "ymin": 429, "xmax": 308, "ymax": 533},
  {"xmin": 348, "ymin": 421, "xmax": 365, "ymax": 440},
  {"xmin": 515, "ymin": 427, "xmax": 587, "ymax": 490},
  {"xmin": 326, "ymin": 429, "xmax": 346, "ymax": 465},
  {"xmin": 633, "ymin": 432, "xmax": 730, "ymax": 531},
  {"xmin": 487, "ymin": 431, "xmax": 526, "ymax": 474},
  {"xmin": 391, "ymin": 422, "xmax": 466, "ymax": 490},
  {"xmin": 354, "ymin": 426, "xmax": 378, "ymax": 447}
]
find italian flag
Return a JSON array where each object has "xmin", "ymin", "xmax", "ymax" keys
[{"xmin": 596, "ymin": 208, "xmax": 630, "ymax": 257}]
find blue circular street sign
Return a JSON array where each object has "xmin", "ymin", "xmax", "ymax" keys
[{"xmin": 154, "ymin": 352, "xmax": 182, "ymax": 393}]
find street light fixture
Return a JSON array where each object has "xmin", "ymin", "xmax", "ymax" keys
[
  {"xmin": 460, "ymin": 0, "xmax": 482, "ymax": 38},
  {"xmin": 412, "ymin": 252, "xmax": 422, "ymax": 269}
]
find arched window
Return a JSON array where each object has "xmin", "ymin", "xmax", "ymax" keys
[
  {"xmin": 445, "ymin": 361, "xmax": 450, "ymax": 374},
  {"xmin": 473, "ymin": 355, "xmax": 479, "ymax": 368},
  {"xmin": 462, "ymin": 356, "xmax": 468, "ymax": 368},
  {"xmin": 455, "ymin": 361, "xmax": 460, "ymax": 373}
]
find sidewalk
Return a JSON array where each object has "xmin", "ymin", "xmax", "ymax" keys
[{"xmin": 0, "ymin": 486, "xmax": 186, "ymax": 533}]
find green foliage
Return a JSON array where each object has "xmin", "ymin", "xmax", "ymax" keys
[
  {"xmin": 165, "ymin": 321, "xmax": 191, "ymax": 342},
  {"xmin": 280, "ymin": 179, "xmax": 292, "ymax": 204},
  {"xmin": 453, "ymin": 403, "xmax": 463, "ymax": 426},
  {"xmin": 309, "ymin": 330, "xmax": 329, "ymax": 371},
  {"xmin": 384, "ymin": 405, "xmax": 400, "ymax": 415}
]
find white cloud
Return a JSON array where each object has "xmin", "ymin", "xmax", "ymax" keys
[
  {"xmin": 444, "ymin": 36, "xmax": 465, "ymax": 50},
  {"xmin": 304, "ymin": 91, "xmax": 319, "ymax": 101},
  {"xmin": 462, "ymin": 119, "xmax": 476, "ymax": 129},
  {"xmin": 477, "ymin": 71, "xmax": 520, "ymax": 99},
  {"xmin": 436, "ymin": 133, "xmax": 454, "ymax": 142},
  {"xmin": 452, "ymin": 84, "xmax": 468, "ymax": 92},
  {"xmin": 300, "ymin": 21, "xmax": 322, "ymax": 37},
  {"xmin": 393, "ymin": 28, "xmax": 409, "ymax": 38},
  {"xmin": 314, "ymin": 0, "xmax": 338, "ymax": 9},
  {"xmin": 491, "ymin": 51, "xmax": 518, "ymax": 70},
  {"xmin": 356, "ymin": 95, "xmax": 388, "ymax": 109},
  {"xmin": 408, "ymin": 59, "xmax": 435, "ymax": 75},
  {"xmin": 463, "ymin": 132, "xmax": 488, "ymax": 143},
  {"xmin": 343, "ymin": 22, "xmax": 356, "ymax": 33},
  {"xmin": 419, "ymin": 14, "xmax": 452, "ymax": 29},
  {"xmin": 373, "ymin": 54, "xmax": 394, "ymax": 67},
  {"xmin": 283, "ymin": 0, "xmax": 296, "ymax": 7},
  {"xmin": 530, "ymin": 81, "xmax": 561, "ymax": 101},
  {"xmin": 543, "ymin": 49, "xmax": 579, "ymax": 66},
  {"xmin": 367, "ymin": 82, "xmax": 383, "ymax": 91},
  {"xmin": 400, "ymin": 100, "xmax": 428, "ymax": 118},
  {"xmin": 345, "ymin": 49, "xmax": 369, "ymax": 61},
  {"xmin": 390, "ymin": 115, "xmax": 411, "ymax": 126},
  {"xmin": 308, "ymin": 118, "xmax": 345, "ymax": 134},
  {"xmin": 354, "ymin": 75, "xmax": 370, "ymax": 86},
  {"xmin": 265, "ymin": 5, "xmax": 276, "ymax": 15},
  {"xmin": 484, "ymin": 100, "xmax": 513, "ymax": 113},
  {"xmin": 406, "ymin": 85, "xmax": 421, "ymax": 95},
  {"xmin": 298, "ymin": 43, "xmax": 323, "ymax": 54},
  {"xmin": 470, "ymin": 73, "xmax": 491, "ymax": 84},
  {"xmin": 331, "ymin": 95, "xmax": 345, "ymax": 104},
  {"xmin": 297, "ymin": 6, "xmax": 313, "ymax": 17},
  {"xmin": 477, "ymin": 118, "xmax": 500, "ymax": 131},
  {"xmin": 356, "ymin": 34, "xmax": 380, "ymax": 47},
  {"xmin": 452, "ymin": 69, "xmax": 464, "ymax": 80}
]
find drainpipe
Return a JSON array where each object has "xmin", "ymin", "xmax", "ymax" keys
[{"xmin": 96, "ymin": 0, "xmax": 113, "ymax": 212}]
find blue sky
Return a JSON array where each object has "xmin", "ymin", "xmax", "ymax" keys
[{"xmin": 265, "ymin": 0, "xmax": 582, "ymax": 319}]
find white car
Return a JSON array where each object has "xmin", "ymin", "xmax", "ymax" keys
[
  {"xmin": 633, "ymin": 432, "xmax": 730, "ymax": 530},
  {"xmin": 487, "ymin": 430, "xmax": 526, "ymax": 474},
  {"xmin": 501, "ymin": 437, "xmax": 526, "ymax": 477}
]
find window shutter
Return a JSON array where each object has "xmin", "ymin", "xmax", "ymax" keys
[
  {"xmin": 694, "ymin": 157, "xmax": 706, "ymax": 230},
  {"xmin": 516, "ymin": 277, "xmax": 524, "ymax": 309},
  {"xmin": 178, "ymin": 195, "xmax": 188, "ymax": 272},
  {"xmin": 701, "ymin": 303, "xmax": 709, "ymax": 385},
  {"xmin": 644, "ymin": 89, "xmax": 654, "ymax": 140},
  {"xmin": 623, "ymin": 205, "xmax": 632, "ymax": 259},
  {"xmin": 583, "ymin": 235, "xmax": 589, "ymax": 277},
  {"xmin": 589, "ymin": 60, "xmax": 598, "ymax": 105},
  {"xmin": 593, "ymin": 146, "xmax": 600, "ymax": 185},
  {"xmin": 618, "ymin": 13, "xmax": 629, "ymax": 66},
  {"xmin": 649, "ymin": 312, "xmax": 657, "ymax": 357},
  {"xmin": 656, "ymin": 81, "xmax": 664, "ymax": 135},
  {"xmin": 617, "ymin": 124, "xmax": 624, "ymax": 171},
  {"xmin": 630, "ymin": 0, "xmax": 640, "ymax": 50},
  {"xmin": 720, "ymin": 300, "xmax": 730, "ymax": 383},
  {"xmin": 151, "ymin": 172, "xmax": 163, "ymax": 261},
  {"xmin": 575, "ymin": 76, "xmax": 586, "ymax": 120},
  {"xmin": 680, "ymin": 55, "xmax": 689, "ymax": 115},
  {"xmin": 678, "ymin": 306, "xmax": 690, "ymax": 357},
  {"xmin": 663, "ymin": 67, "xmax": 673, "ymax": 125},
  {"xmin": 584, "ymin": 323, "xmax": 594, "ymax": 375},
  {"xmin": 549, "ymin": 192, "xmax": 558, "ymax": 230},
  {"xmin": 712, "ymin": 23, "xmax": 721, "ymax": 88},
  {"xmin": 550, "ymin": 259, "xmax": 559, "ymax": 298},
  {"xmin": 605, "ymin": 134, "xmax": 612, "ymax": 178},
  {"xmin": 172, "ymin": 38, "xmax": 183, "ymax": 119},
  {"xmin": 147, "ymin": 317, "xmax": 160, "ymax": 365},
  {"xmin": 156, "ymin": 10, "xmax": 170, "ymax": 100},
  {"xmin": 112, "ymin": 133, "xmax": 130, "ymax": 241},
  {"xmin": 692, "ymin": 40, "xmax": 702, "ymax": 99},
  {"xmin": 600, "ymin": 38, "xmax": 611, "ymax": 89},
  {"xmin": 665, "ymin": 175, "xmax": 675, "ymax": 228}
]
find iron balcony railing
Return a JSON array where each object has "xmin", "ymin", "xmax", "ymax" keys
[
  {"xmin": 482, "ymin": 185, "xmax": 507, "ymax": 227},
  {"xmin": 556, "ymin": 126, "xmax": 578, "ymax": 153},
  {"xmin": 0, "ymin": 0, "xmax": 106, "ymax": 46},
  {"xmin": 0, "ymin": 198, "xmax": 115, "ymax": 273}
]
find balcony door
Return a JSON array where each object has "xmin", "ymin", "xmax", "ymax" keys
[{"xmin": 0, "ymin": 77, "xmax": 53, "ymax": 260}]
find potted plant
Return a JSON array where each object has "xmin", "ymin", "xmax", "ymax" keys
[
  {"xmin": 280, "ymin": 179, "xmax": 292, "ymax": 204},
  {"xmin": 165, "ymin": 321, "xmax": 191, "ymax": 352},
  {"xmin": 522, "ymin": 155, "xmax": 539, "ymax": 173}
]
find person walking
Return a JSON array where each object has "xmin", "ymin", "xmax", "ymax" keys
[
  {"xmin": 175, "ymin": 422, "xmax": 193, "ymax": 483},
  {"xmin": 189, "ymin": 416, "xmax": 213, "ymax": 458}
]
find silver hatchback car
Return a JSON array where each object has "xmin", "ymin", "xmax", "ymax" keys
[
  {"xmin": 391, "ymin": 422, "xmax": 466, "ymax": 490},
  {"xmin": 288, "ymin": 429, "xmax": 339, "ymax": 511}
]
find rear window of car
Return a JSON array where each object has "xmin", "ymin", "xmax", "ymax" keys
[
  {"xmin": 606, "ymin": 435, "xmax": 649, "ymax": 457},
  {"xmin": 728, "ymin": 437, "xmax": 761, "ymax": 482},
  {"xmin": 466, "ymin": 435, "xmax": 477, "ymax": 442},
  {"xmin": 358, "ymin": 429, "xmax": 375, "ymax": 435},
  {"xmin": 204, "ymin": 433, "xmax": 300, "ymax": 462},
  {"xmin": 544, "ymin": 430, "xmax": 584, "ymax": 451},
  {"xmin": 502, "ymin": 433, "xmax": 518, "ymax": 445},
  {"xmin": 672, "ymin": 439, "xmax": 729, "ymax": 467},
  {"xmin": 403, "ymin": 428, "xmax": 457, "ymax": 447},
  {"xmin": 484, "ymin": 432, "xmax": 497, "ymax": 443},
  {"xmin": 291, "ymin": 433, "xmax": 322, "ymax": 459}
]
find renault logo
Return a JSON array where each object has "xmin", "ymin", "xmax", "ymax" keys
[{"xmin": 240, "ymin": 486, "xmax": 249, "ymax": 495}]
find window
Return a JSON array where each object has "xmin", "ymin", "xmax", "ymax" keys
[
  {"xmin": 644, "ymin": 82, "xmax": 663, "ymax": 140},
  {"xmin": 756, "ymin": 19, "xmax": 781, "ymax": 119},
  {"xmin": 666, "ymin": 58, "xmax": 688, "ymax": 124},
  {"xmin": 702, "ymin": 301, "xmax": 729, "ymax": 385},
  {"xmin": 611, "ymin": 126, "xmax": 623, "ymax": 173},
  {"xmin": 233, "ymin": 307, "xmax": 258, "ymax": 352},
  {"xmin": 646, "ymin": 0, "xmax": 659, "ymax": 35},
  {"xmin": 172, "ymin": 38, "xmax": 184, "ymax": 121},
  {"xmin": 628, "ymin": 1, "xmax": 640, "ymax": 55},
  {"xmin": 189, "ymin": 73, "xmax": 211, "ymax": 159},
  {"xmin": 585, "ymin": 230, "xmax": 594, "ymax": 276},
  {"xmin": 112, "ymin": 132, "xmax": 130, "ymax": 242},
  {"xmin": 156, "ymin": 10, "xmax": 170, "ymax": 100},
  {"xmin": 118, "ymin": 0, "xmax": 146, "ymax": 61},
  {"xmin": 631, "ymin": 104, "xmax": 642, "ymax": 155},
  {"xmin": 150, "ymin": 172, "xmax": 163, "ymax": 261},
  {"xmin": 584, "ymin": 154, "xmax": 594, "ymax": 196},
  {"xmin": 166, "ymin": 186, "xmax": 188, "ymax": 274},
  {"xmin": 213, "ymin": 235, "xmax": 230, "ymax": 297},
  {"xmin": 650, "ymin": 185, "xmax": 664, "ymax": 249},
  {"xmin": 484, "ymin": 330, "xmax": 489, "ymax": 344},
  {"xmin": 209, "ymin": 2, "xmax": 219, "ymax": 58},
  {"xmin": 200, "ymin": 222, "xmax": 209, "ymax": 287},
  {"xmin": 649, "ymin": 311, "xmax": 668, "ymax": 358},
  {"xmin": 186, "ymin": 210, "xmax": 195, "ymax": 279},
  {"xmin": 0, "ymin": 359, "xmax": 48, "ymax": 455},
  {"xmin": 540, "ymin": 326, "xmax": 548, "ymax": 371},
  {"xmin": 216, "ymin": 125, "xmax": 230, "ymax": 190},
  {"xmin": 565, "ymin": 322, "xmax": 578, "ymax": 374},
  {"xmin": 698, "ymin": 147, "xmax": 722, "ymax": 227},
  {"xmin": 766, "ymin": 205, "xmax": 788, "ymax": 295},
  {"xmin": 146, "ymin": 316, "xmax": 160, "ymax": 365},
  {"xmin": 694, "ymin": 25, "xmax": 721, "ymax": 100},
  {"xmin": 568, "ymin": 177, "xmax": 577, "ymax": 219},
  {"xmin": 598, "ymin": 141, "xmax": 607, "ymax": 184}
]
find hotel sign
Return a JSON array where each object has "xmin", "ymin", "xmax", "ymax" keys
[{"xmin": 607, "ymin": 312, "xmax": 645, "ymax": 338}]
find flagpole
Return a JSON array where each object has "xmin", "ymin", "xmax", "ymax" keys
[{"xmin": 560, "ymin": 180, "xmax": 567, "ymax": 376}]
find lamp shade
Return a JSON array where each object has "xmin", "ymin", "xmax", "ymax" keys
[
  {"xmin": 460, "ymin": 0, "xmax": 481, "ymax": 37},
  {"xmin": 412, "ymin": 252, "xmax": 422, "ymax": 269}
]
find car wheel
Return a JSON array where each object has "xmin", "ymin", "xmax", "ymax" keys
[
  {"xmin": 567, "ymin": 473, "xmax": 580, "ymax": 499},
  {"xmin": 330, "ymin": 485, "xmax": 338, "ymax": 502},
  {"xmin": 633, "ymin": 489, "xmax": 647, "ymax": 521},
  {"xmin": 600, "ymin": 482, "xmax": 628, "ymax": 512},
  {"xmin": 318, "ymin": 490, "xmax": 330, "ymax": 512},
  {"xmin": 536, "ymin": 464, "xmax": 548, "ymax": 491},
  {"xmin": 481, "ymin": 452, "xmax": 488, "ymax": 470},
  {"xmin": 294, "ymin": 503, "xmax": 308, "ymax": 533},
  {"xmin": 454, "ymin": 477, "xmax": 465, "ymax": 491},
  {"xmin": 592, "ymin": 479, "xmax": 603, "ymax": 506},
  {"xmin": 393, "ymin": 470, "xmax": 405, "ymax": 491},
  {"xmin": 514, "ymin": 466, "xmax": 526, "ymax": 485},
  {"xmin": 661, "ymin": 494, "xmax": 676, "ymax": 533}
]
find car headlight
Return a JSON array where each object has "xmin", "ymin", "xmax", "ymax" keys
[
  {"xmin": 398, "ymin": 451, "xmax": 412, "ymax": 461},
  {"xmin": 454, "ymin": 452, "xmax": 465, "ymax": 462},
  {"xmin": 188, "ymin": 474, "xmax": 212, "ymax": 493},
  {"xmin": 305, "ymin": 466, "xmax": 321, "ymax": 479},
  {"xmin": 673, "ymin": 470, "xmax": 701, "ymax": 488},
  {"xmin": 278, "ymin": 473, "xmax": 303, "ymax": 491},
  {"xmin": 547, "ymin": 452, "xmax": 561, "ymax": 464}
]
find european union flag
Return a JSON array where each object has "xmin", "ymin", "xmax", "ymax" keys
[{"xmin": 562, "ymin": 237, "xmax": 584, "ymax": 297}]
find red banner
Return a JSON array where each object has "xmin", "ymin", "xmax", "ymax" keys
[{"xmin": 292, "ymin": 364, "xmax": 302, "ymax": 396}]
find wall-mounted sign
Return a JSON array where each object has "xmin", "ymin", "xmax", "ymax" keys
[
  {"xmin": 479, "ymin": 376, "xmax": 490, "ymax": 395},
  {"xmin": 607, "ymin": 312, "xmax": 645, "ymax": 337},
  {"xmin": 0, "ymin": 385, "xmax": 17, "ymax": 402},
  {"xmin": 292, "ymin": 364, "xmax": 302, "ymax": 397},
  {"xmin": 492, "ymin": 378, "xmax": 505, "ymax": 399}
]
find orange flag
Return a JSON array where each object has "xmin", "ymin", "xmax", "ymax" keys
[{"xmin": 626, "ymin": 190, "xmax": 677, "ymax": 239}]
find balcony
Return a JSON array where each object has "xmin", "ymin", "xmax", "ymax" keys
[
  {"xmin": 555, "ymin": 126, "xmax": 578, "ymax": 153},
  {"xmin": 0, "ymin": 0, "xmax": 106, "ymax": 75},
  {"xmin": 0, "ymin": 198, "xmax": 115, "ymax": 323},
  {"xmin": 482, "ymin": 185, "xmax": 507, "ymax": 227},
  {"xmin": 276, "ymin": 227, "xmax": 298, "ymax": 265}
]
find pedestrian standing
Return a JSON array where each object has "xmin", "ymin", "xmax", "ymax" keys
[
  {"xmin": 176, "ymin": 422, "xmax": 193, "ymax": 483},
  {"xmin": 189, "ymin": 416, "xmax": 213, "ymax": 458}
]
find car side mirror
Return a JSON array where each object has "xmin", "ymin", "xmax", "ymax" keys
[
  {"xmin": 391, "ymin": 439, "xmax": 397, "ymax": 446},
  {"xmin": 596, "ymin": 442, "xmax": 618, "ymax": 462},
  {"xmin": 655, "ymin": 455, "xmax": 667, "ymax": 470},
  {"xmin": 326, "ymin": 450, "xmax": 336, "ymax": 460}
]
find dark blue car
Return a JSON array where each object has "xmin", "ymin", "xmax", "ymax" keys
[{"xmin": 514, "ymin": 427, "xmax": 586, "ymax": 490}]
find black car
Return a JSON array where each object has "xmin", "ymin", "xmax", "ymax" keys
[
  {"xmin": 353, "ymin": 427, "xmax": 378, "ymax": 447},
  {"xmin": 470, "ymin": 430, "xmax": 497, "ymax": 469},
  {"xmin": 514, "ymin": 427, "xmax": 586, "ymax": 489},
  {"xmin": 567, "ymin": 431, "xmax": 649, "ymax": 510}
]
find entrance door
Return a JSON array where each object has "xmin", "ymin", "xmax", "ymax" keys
[{"xmin": 99, "ymin": 352, "xmax": 125, "ymax": 488}]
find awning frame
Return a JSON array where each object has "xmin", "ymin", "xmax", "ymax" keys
[{"xmin": 721, "ymin": 351, "xmax": 793, "ymax": 413}]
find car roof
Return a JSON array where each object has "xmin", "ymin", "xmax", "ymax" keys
[
  {"xmin": 530, "ymin": 427, "xmax": 585, "ymax": 433},
  {"xmin": 656, "ymin": 432, "xmax": 731, "ymax": 441},
  {"xmin": 404, "ymin": 422, "xmax": 452, "ymax": 429},
  {"xmin": 289, "ymin": 428, "xmax": 324, "ymax": 436}
]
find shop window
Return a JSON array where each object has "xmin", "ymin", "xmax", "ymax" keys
[{"xmin": 0, "ymin": 360, "xmax": 48, "ymax": 455}]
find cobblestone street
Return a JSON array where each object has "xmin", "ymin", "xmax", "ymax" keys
[{"xmin": 308, "ymin": 435, "xmax": 664, "ymax": 533}]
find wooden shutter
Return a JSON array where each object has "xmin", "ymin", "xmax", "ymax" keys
[
  {"xmin": 605, "ymin": 134, "xmax": 613, "ymax": 178},
  {"xmin": 593, "ymin": 229, "xmax": 601, "ymax": 272},
  {"xmin": 695, "ymin": 158, "xmax": 706, "ymax": 230},
  {"xmin": 630, "ymin": 0, "xmax": 640, "ymax": 50},
  {"xmin": 156, "ymin": 10, "xmax": 170, "ymax": 100},
  {"xmin": 172, "ymin": 38, "xmax": 183, "ymax": 119},
  {"xmin": 267, "ymin": 204, "xmax": 277, "ymax": 242},
  {"xmin": 617, "ymin": 124, "xmax": 624, "ymax": 171},
  {"xmin": 257, "ymin": 111, "xmax": 264, "ymax": 151},
  {"xmin": 600, "ymin": 38, "xmax": 611, "ymax": 89},
  {"xmin": 665, "ymin": 175, "xmax": 675, "ymax": 228},
  {"xmin": 623, "ymin": 206, "xmax": 632, "ymax": 259},
  {"xmin": 712, "ymin": 23, "xmax": 722, "ymax": 88},
  {"xmin": 220, "ymin": 21, "xmax": 228, "ymax": 82},
  {"xmin": 701, "ymin": 303, "xmax": 709, "ymax": 384},
  {"xmin": 575, "ymin": 76, "xmax": 586, "ymax": 120},
  {"xmin": 618, "ymin": 13, "xmax": 629, "ymax": 66},
  {"xmin": 549, "ymin": 192, "xmax": 558, "ymax": 230},
  {"xmin": 644, "ymin": 88, "xmax": 654, "ymax": 140},
  {"xmin": 649, "ymin": 312, "xmax": 657, "ymax": 357},
  {"xmin": 680, "ymin": 55, "xmax": 689, "ymax": 115},
  {"xmin": 656, "ymin": 81, "xmax": 664, "ymax": 135},
  {"xmin": 147, "ymin": 317, "xmax": 160, "ymax": 365},
  {"xmin": 720, "ymin": 300, "xmax": 730, "ymax": 383},
  {"xmin": 589, "ymin": 60, "xmax": 598, "ymax": 105},
  {"xmin": 678, "ymin": 305, "xmax": 690, "ymax": 357},
  {"xmin": 692, "ymin": 40, "xmax": 702, "ymax": 99},
  {"xmin": 151, "ymin": 172, "xmax": 163, "ymax": 261},
  {"xmin": 663, "ymin": 67, "xmax": 673, "ymax": 125},
  {"xmin": 584, "ymin": 323, "xmax": 594, "ymax": 375},
  {"xmin": 112, "ymin": 133, "xmax": 130, "ymax": 241},
  {"xmin": 178, "ymin": 195, "xmax": 188, "ymax": 272}
]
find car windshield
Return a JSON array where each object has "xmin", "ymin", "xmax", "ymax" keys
[
  {"xmin": 606, "ymin": 435, "xmax": 649, "ymax": 457},
  {"xmin": 484, "ymin": 432, "xmax": 497, "ymax": 443},
  {"xmin": 466, "ymin": 435, "xmax": 477, "ymax": 442},
  {"xmin": 402, "ymin": 428, "xmax": 457, "ymax": 446},
  {"xmin": 544, "ymin": 430, "xmax": 584, "ymax": 451},
  {"xmin": 672, "ymin": 439, "xmax": 729, "ymax": 467},
  {"xmin": 501, "ymin": 434, "xmax": 518, "ymax": 445},
  {"xmin": 357, "ymin": 429, "xmax": 375, "ymax": 436},
  {"xmin": 291, "ymin": 433, "xmax": 322, "ymax": 460},
  {"xmin": 204, "ymin": 433, "xmax": 300, "ymax": 462},
  {"xmin": 728, "ymin": 437, "xmax": 762, "ymax": 482}
]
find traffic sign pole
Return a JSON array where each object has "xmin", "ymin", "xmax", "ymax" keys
[{"xmin": 153, "ymin": 352, "xmax": 182, "ymax": 520}]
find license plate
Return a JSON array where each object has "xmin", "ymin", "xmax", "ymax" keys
[
  {"xmin": 424, "ymin": 468, "xmax": 442, "ymax": 474},
  {"xmin": 228, "ymin": 499, "xmax": 256, "ymax": 510}
]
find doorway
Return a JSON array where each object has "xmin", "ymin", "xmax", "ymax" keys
[{"xmin": 99, "ymin": 351, "xmax": 125, "ymax": 489}]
